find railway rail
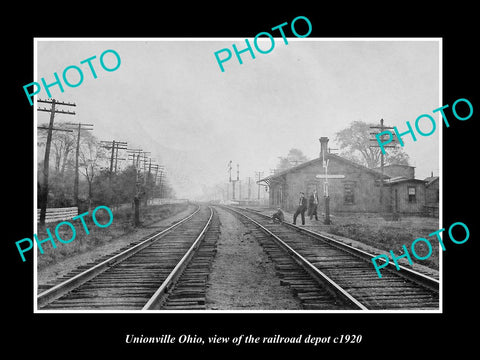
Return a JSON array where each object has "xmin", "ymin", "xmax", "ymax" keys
[
  {"xmin": 223, "ymin": 206, "xmax": 440, "ymax": 310},
  {"xmin": 37, "ymin": 205, "xmax": 216, "ymax": 310},
  {"xmin": 158, "ymin": 213, "xmax": 220, "ymax": 310},
  {"xmin": 37, "ymin": 203, "xmax": 440, "ymax": 311}
]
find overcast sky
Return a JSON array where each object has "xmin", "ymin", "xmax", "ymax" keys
[{"xmin": 36, "ymin": 38, "xmax": 440, "ymax": 199}]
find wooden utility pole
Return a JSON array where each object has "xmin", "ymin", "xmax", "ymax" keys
[
  {"xmin": 127, "ymin": 149, "xmax": 142, "ymax": 165},
  {"xmin": 369, "ymin": 118, "xmax": 396, "ymax": 207},
  {"xmin": 227, "ymin": 160, "xmax": 238, "ymax": 200},
  {"xmin": 237, "ymin": 164, "xmax": 241, "ymax": 200},
  {"xmin": 114, "ymin": 145, "xmax": 127, "ymax": 173},
  {"xmin": 150, "ymin": 164, "xmax": 163, "ymax": 185},
  {"xmin": 158, "ymin": 169, "xmax": 165, "ymax": 199},
  {"xmin": 100, "ymin": 140, "xmax": 128, "ymax": 177},
  {"xmin": 132, "ymin": 150, "xmax": 142, "ymax": 227},
  {"xmin": 140, "ymin": 152, "xmax": 151, "ymax": 182},
  {"xmin": 229, "ymin": 163, "xmax": 239, "ymax": 200},
  {"xmin": 136, "ymin": 151, "xmax": 151, "ymax": 196},
  {"xmin": 255, "ymin": 171, "xmax": 264, "ymax": 200},
  {"xmin": 37, "ymin": 98, "xmax": 76, "ymax": 225},
  {"xmin": 127, "ymin": 149, "xmax": 143, "ymax": 199},
  {"xmin": 126, "ymin": 149, "xmax": 154, "ymax": 226},
  {"xmin": 149, "ymin": 164, "xmax": 163, "ymax": 201},
  {"xmin": 144, "ymin": 158, "xmax": 155, "ymax": 206},
  {"xmin": 65, "ymin": 122, "xmax": 93, "ymax": 207},
  {"xmin": 321, "ymin": 146, "xmax": 331, "ymax": 225}
]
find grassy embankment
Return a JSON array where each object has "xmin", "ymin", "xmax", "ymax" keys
[
  {"xmin": 36, "ymin": 203, "xmax": 189, "ymax": 270},
  {"xmin": 328, "ymin": 213, "xmax": 441, "ymax": 270}
]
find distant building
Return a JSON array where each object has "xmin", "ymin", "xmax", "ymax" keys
[{"xmin": 258, "ymin": 137, "xmax": 438, "ymax": 216}]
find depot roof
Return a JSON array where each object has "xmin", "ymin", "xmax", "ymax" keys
[{"xmin": 258, "ymin": 153, "xmax": 389, "ymax": 186}]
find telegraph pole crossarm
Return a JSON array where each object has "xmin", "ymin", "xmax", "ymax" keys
[
  {"xmin": 38, "ymin": 99, "xmax": 76, "ymax": 106},
  {"xmin": 37, "ymin": 107, "xmax": 76, "ymax": 115},
  {"xmin": 37, "ymin": 126, "xmax": 73, "ymax": 132}
]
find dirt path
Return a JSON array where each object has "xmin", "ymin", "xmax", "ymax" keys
[{"xmin": 205, "ymin": 208, "xmax": 302, "ymax": 310}]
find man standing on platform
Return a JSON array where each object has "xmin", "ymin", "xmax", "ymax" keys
[
  {"xmin": 293, "ymin": 192, "xmax": 307, "ymax": 225},
  {"xmin": 308, "ymin": 190, "xmax": 319, "ymax": 221}
]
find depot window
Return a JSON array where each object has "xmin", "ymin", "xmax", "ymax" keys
[
  {"xmin": 408, "ymin": 186, "xmax": 416, "ymax": 202},
  {"xmin": 344, "ymin": 182, "xmax": 355, "ymax": 204}
]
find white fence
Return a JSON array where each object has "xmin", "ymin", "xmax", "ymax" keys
[
  {"xmin": 37, "ymin": 207, "xmax": 79, "ymax": 224},
  {"xmin": 149, "ymin": 198, "xmax": 189, "ymax": 205}
]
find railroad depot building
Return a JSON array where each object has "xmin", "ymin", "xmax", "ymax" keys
[{"xmin": 259, "ymin": 137, "xmax": 438, "ymax": 216}]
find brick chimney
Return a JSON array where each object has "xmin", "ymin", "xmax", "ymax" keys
[{"xmin": 319, "ymin": 137, "xmax": 329, "ymax": 160}]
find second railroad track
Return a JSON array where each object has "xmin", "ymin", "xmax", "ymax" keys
[
  {"xmin": 222, "ymin": 206, "xmax": 440, "ymax": 311},
  {"xmin": 38, "ymin": 205, "xmax": 216, "ymax": 310}
]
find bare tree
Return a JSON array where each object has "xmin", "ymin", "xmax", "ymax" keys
[
  {"xmin": 78, "ymin": 133, "xmax": 108, "ymax": 210},
  {"xmin": 38, "ymin": 123, "xmax": 76, "ymax": 176}
]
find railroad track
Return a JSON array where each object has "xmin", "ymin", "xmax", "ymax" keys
[
  {"xmin": 159, "ymin": 212, "xmax": 220, "ymax": 310},
  {"xmin": 213, "ymin": 206, "xmax": 359, "ymax": 310},
  {"xmin": 38, "ymin": 205, "xmax": 216, "ymax": 311},
  {"xmin": 223, "ymin": 206, "xmax": 440, "ymax": 310}
]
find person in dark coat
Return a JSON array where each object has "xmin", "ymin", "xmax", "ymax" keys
[
  {"xmin": 293, "ymin": 192, "xmax": 307, "ymax": 225},
  {"xmin": 272, "ymin": 208, "xmax": 284, "ymax": 223},
  {"xmin": 308, "ymin": 190, "xmax": 319, "ymax": 221}
]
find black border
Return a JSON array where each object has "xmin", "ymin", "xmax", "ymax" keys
[{"xmin": 6, "ymin": 5, "xmax": 478, "ymax": 355}]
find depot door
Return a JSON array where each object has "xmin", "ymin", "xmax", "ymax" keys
[{"xmin": 275, "ymin": 185, "xmax": 284, "ymax": 208}]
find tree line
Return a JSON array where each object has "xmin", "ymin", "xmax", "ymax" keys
[{"xmin": 37, "ymin": 122, "xmax": 174, "ymax": 213}]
